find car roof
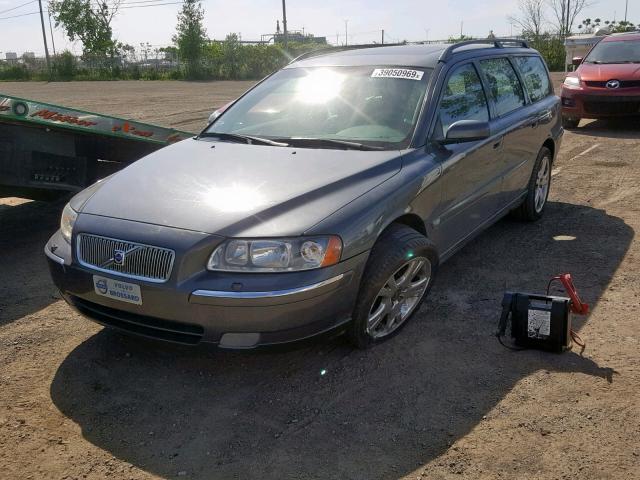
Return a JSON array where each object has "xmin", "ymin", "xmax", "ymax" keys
[
  {"xmin": 603, "ymin": 32, "xmax": 640, "ymax": 42},
  {"xmin": 287, "ymin": 41, "xmax": 536, "ymax": 69}
]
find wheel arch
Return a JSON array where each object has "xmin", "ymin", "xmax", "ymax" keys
[
  {"xmin": 378, "ymin": 213, "xmax": 440, "ymax": 266},
  {"xmin": 542, "ymin": 137, "xmax": 556, "ymax": 163},
  {"xmin": 388, "ymin": 213, "xmax": 427, "ymax": 237}
]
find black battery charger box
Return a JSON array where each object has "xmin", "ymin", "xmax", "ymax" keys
[{"xmin": 499, "ymin": 292, "xmax": 572, "ymax": 352}]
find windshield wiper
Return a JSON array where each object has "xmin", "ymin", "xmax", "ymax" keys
[
  {"xmin": 280, "ymin": 137, "xmax": 384, "ymax": 151},
  {"xmin": 199, "ymin": 132, "xmax": 289, "ymax": 147}
]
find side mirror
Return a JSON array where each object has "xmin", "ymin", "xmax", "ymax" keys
[
  {"xmin": 572, "ymin": 56, "xmax": 583, "ymax": 66},
  {"xmin": 444, "ymin": 120, "xmax": 490, "ymax": 143}
]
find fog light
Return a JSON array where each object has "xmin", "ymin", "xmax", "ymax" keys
[{"xmin": 562, "ymin": 97, "xmax": 576, "ymax": 107}]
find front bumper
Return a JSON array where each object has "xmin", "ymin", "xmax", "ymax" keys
[
  {"xmin": 561, "ymin": 85, "xmax": 640, "ymax": 119},
  {"xmin": 45, "ymin": 226, "xmax": 367, "ymax": 348}
]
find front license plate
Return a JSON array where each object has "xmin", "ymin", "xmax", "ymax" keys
[{"xmin": 93, "ymin": 275, "xmax": 142, "ymax": 305}]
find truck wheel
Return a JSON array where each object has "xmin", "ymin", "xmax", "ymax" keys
[
  {"xmin": 347, "ymin": 224, "xmax": 438, "ymax": 349},
  {"xmin": 562, "ymin": 116, "xmax": 580, "ymax": 129},
  {"xmin": 513, "ymin": 146, "xmax": 552, "ymax": 222}
]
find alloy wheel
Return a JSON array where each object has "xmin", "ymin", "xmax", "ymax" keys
[
  {"xmin": 534, "ymin": 155, "xmax": 550, "ymax": 213},
  {"xmin": 366, "ymin": 256, "xmax": 431, "ymax": 339}
]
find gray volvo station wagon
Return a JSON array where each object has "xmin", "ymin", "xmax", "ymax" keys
[{"xmin": 46, "ymin": 40, "xmax": 562, "ymax": 349}]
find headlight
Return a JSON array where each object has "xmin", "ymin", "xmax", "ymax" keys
[
  {"xmin": 60, "ymin": 203, "xmax": 78, "ymax": 243},
  {"xmin": 563, "ymin": 76, "xmax": 580, "ymax": 87},
  {"xmin": 207, "ymin": 236, "xmax": 343, "ymax": 272}
]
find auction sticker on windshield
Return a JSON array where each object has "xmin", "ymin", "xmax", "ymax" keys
[
  {"xmin": 371, "ymin": 68, "xmax": 424, "ymax": 80},
  {"xmin": 93, "ymin": 275, "xmax": 142, "ymax": 305}
]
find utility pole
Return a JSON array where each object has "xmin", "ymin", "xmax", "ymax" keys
[
  {"xmin": 460, "ymin": 20, "xmax": 463, "ymax": 38},
  {"xmin": 566, "ymin": 0, "xmax": 571, "ymax": 36},
  {"xmin": 282, "ymin": 0, "xmax": 288, "ymax": 49},
  {"xmin": 624, "ymin": 0, "xmax": 628, "ymax": 22},
  {"xmin": 381, "ymin": 29, "xmax": 384, "ymax": 45},
  {"xmin": 47, "ymin": 10, "xmax": 57, "ymax": 56},
  {"xmin": 37, "ymin": 0, "xmax": 51, "ymax": 77},
  {"xmin": 344, "ymin": 19, "xmax": 348, "ymax": 46}
]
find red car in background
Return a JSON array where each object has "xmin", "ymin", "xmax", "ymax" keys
[{"xmin": 561, "ymin": 31, "xmax": 640, "ymax": 128}]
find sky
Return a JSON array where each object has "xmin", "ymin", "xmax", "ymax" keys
[{"xmin": 0, "ymin": 0, "xmax": 636, "ymax": 57}]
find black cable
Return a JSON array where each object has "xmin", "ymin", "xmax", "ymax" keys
[{"xmin": 496, "ymin": 334, "xmax": 528, "ymax": 351}]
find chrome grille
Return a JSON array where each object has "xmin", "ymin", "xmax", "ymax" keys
[{"xmin": 77, "ymin": 233, "xmax": 175, "ymax": 283}]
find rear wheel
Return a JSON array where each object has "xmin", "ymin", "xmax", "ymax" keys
[
  {"xmin": 348, "ymin": 224, "xmax": 437, "ymax": 349},
  {"xmin": 562, "ymin": 116, "xmax": 580, "ymax": 129},
  {"xmin": 513, "ymin": 146, "xmax": 552, "ymax": 222}
]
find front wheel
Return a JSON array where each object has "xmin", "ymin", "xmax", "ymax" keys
[
  {"xmin": 513, "ymin": 146, "xmax": 552, "ymax": 222},
  {"xmin": 347, "ymin": 224, "xmax": 438, "ymax": 349},
  {"xmin": 562, "ymin": 116, "xmax": 580, "ymax": 129}
]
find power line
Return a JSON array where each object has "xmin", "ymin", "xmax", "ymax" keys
[
  {"xmin": 0, "ymin": 0, "xmax": 37, "ymax": 15},
  {"xmin": 120, "ymin": 1, "xmax": 185, "ymax": 8},
  {"xmin": 123, "ymin": 0, "xmax": 180, "ymax": 3},
  {"xmin": 0, "ymin": 10, "xmax": 39, "ymax": 20},
  {"xmin": 0, "ymin": 0, "xmax": 184, "ymax": 19},
  {"xmin": 90, "ymin": 0, "xmax": 185, "ymax": 5}
]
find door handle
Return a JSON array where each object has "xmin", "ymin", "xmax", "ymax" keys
[
  {"xmin": 493, "ymin": 137, "xmax": 504, "ymax": 149},
  {"xmin": 538, "ymin": 110, "xmax": 553, "ymax": 123},
  {"xmin": 531, "ymin": 110, "xmax": 552, "ymax": 128}
]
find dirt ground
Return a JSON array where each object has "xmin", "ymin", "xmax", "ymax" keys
[
  {"xmin": 1, "ymin": 75, "xmax": 639, "ymax": 480},
  {"xmin": 0, "ymin": 80, "xmax": 256, "ymax": 133}
]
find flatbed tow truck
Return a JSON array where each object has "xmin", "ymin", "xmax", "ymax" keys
[{"xmin": 0, "ymin": 94, "xmax": 192, "ymax": 200}]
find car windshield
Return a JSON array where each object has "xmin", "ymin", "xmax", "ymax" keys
[
  {"xmin": 205, "ymin": 66, "xmax": 431, "ymax": 149},
  {"xmin": 584, "ymin": 40, "xmax": 640, "ymax": 64}
]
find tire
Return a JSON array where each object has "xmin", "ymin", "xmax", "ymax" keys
[
  {"xmin": 513, "ymin": 146, "xmax": 552, "ymax": 222},
  {"xmin": 347, "ymin": 224, "xmax": 438, "ymax": 349},
  {"xmin": 562, "ymin": 116, "xmax": 580, "ymax": 129}
]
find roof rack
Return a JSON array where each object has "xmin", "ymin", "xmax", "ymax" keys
[
  {"xmin": 288, "ymin": 43, "xmax": 405, "ymax": 64},
  {"xmin": 438, "ymin": 38, "xmax": 529, "ymax": 62}
]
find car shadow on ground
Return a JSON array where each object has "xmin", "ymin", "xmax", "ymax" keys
[
  {"xmin": 49, "ymin": 201, "xmax": 632, "ymax": 480},
  {"xmin": 571, "ymin": 118, "xmax": 640, "ymax": 139},
  {"xmin": 0, "ymin": 199, "xmax": 63, "ymax": 326}
]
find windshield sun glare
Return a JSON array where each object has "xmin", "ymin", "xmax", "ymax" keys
[{"xmin": 296, "ymin": 69, "xmax": 346, "ymax": 104}]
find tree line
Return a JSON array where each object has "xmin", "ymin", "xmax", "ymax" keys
[{"xmin": 0, "ymin": 38, "xmax": 324, "ymax": 82}]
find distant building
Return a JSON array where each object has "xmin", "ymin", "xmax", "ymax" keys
[
  {"xmin": 274, "ymin": 31, "xmax": 327, "ymax": 44},
  {"xmin": 23, "ymin": 52, "xmax": 35, "ymax": 59},
  {"xmin": 5, "ymin": 52, "xmax": 18, "ymax": 61}
]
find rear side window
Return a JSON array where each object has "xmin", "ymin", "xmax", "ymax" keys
[
  {"xmin": 479, "ymin": 57, "xmax": 525, "ymax": 116},
  {"xmin": 514, "ymin": 56, "xmax": 551, "ymax": 102},
  {"xmin": 435, "ymin": 63, "xmax": 489, "ymax": 139}
]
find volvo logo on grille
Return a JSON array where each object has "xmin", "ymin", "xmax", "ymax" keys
[
  {"xmin": 102, "ymin": 245, "xmax": 142, "ymax": 268},
  {"xmin": 113, "ymin": 249, "xmax": 126, "ymax": 266},
  {"xmin": 606, "ymin": 79, "xmax": 620, "ymax": 89}
]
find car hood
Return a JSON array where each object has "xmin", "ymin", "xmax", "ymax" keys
[
  {"xmin": 78, "ymin": 139, "xmax": 403, "ymax": 237},
  {"xmin": 578, "ymin": 62, "xmax": 640, "ymax": 81}
]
